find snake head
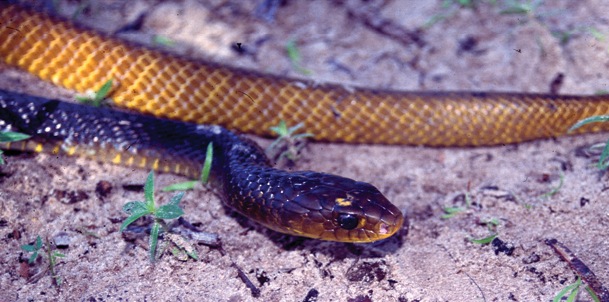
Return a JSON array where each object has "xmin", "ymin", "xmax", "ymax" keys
[
  {"xmin": 226, "ymin": 166, "xmax": 403, "ymax": 243},
  {"xmin": 275, "ymin": 172, "xmax": 404, "ymax": 243}
]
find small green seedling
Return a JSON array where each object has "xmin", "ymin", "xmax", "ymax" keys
[
  {"xmin": 588, "ymin": 27, "xmax": 606, "ymax": 42},
  {"xmin": 480, "ymin": 217, "xmax": 501, "ymax": 232},
  {"xmin": 165, "ymin": 233, "xmax": 199, "ymax": 261},
  {"xmin": 21, "ymin": 235, "xmax": 66, "ymax": 286},
  {"xmin": 162, "ymin": 142, "xmax": 213, "ymax": 192},
  {"xmin": 121, "ymin": 171, "xmax": 197, "ymax": 262},
  {"xmin": 469, "ymin": 233, "xmax": 497, "ymax": 245},
  {"xmin": 267, "ymin": 120, "xmax": 313, "ymax": 166},
  {"xmin": 469, "ymin": 216, "xmax": 500, "ymax": 244},
  {"xmin": 441, "ymin": 188, "xmax": 473, "ymax": 219},
  {"xmin": 499, "ymin": 0, "xmax": 539, "ymax": 15},
  {"xmin": 569, "ymin": 115, "xmax": 609, "ymax": 170},
  {"xmin": 446, "ymin": 0, "xmax": 477, "ymax": 8},
  {"xmin": 441, "ymin": 206, "xmax": 465, "ymax": 219},
  {"xmin": 76, "ymin": 79, "xmax": 114, "ymax": 107},
  {"xmin": 595, "ymin": 90, "xmax": 609, "ymax": 95},
  {"xmin": 0, "ymin": 131, "xmax": 31, "ymax": 165},
  {"xmin": 21, "ymin": 235, "xmax": 43, "ymax": 264},
  {"xmin": 285, "ymin": 40, "xmax": 312, "ymax": 75},
  {"xmin": 553, "ymin": 277, "xmax": 601, "ymax": 302},
  {"xmin": 539, "ymin": 172, "xmax": 564, "ymax": 198},
  {"xmin": 152, "ymin": 35, "xmax": 175, "ymax": 47}
]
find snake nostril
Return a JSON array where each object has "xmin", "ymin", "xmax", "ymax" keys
[{"xmin": 337, "ymin": 213, "xmax": 359, "ymax": 230}]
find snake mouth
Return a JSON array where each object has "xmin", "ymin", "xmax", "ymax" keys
[
  {"xmin": 351, "ymin": 206, "xmax": 404, "ymax": 243},
  {"xmin": 375, "ymin": 211, "xmax": 404, "ymax": 239}
]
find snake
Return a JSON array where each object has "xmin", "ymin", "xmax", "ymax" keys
[{"xmin": 1, "ymin": 4, "xmax": 609, "ymax": 242}]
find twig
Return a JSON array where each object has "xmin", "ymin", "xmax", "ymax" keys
[{"xmin": 546, "ymin": 238, "xmax": 609, "ymax": 302}]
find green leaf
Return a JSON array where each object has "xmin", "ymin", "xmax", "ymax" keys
[
  {"xmin": 186, "ymin": 249, "xmax": 199, "ymax": 260},
  {"xmin": 156, "ymin": 204, "xmax": 184, "ymax": 220},
  {"xmin": 470, "ymin": 234, "xmax": 497, "ymax": 244},
  {"xmin": 566, "ymin": 285, "xmax": 579, "ymax": 302},
  {"xmin": 144, "ymin": 171, "xmax": 156, "ymax": 211},
  {"xmin": 270, "ymin": 121, "xmax": 309, "ymax": 138},
  {"xmin": 553, "ymin": 278, "xmax": 581, "ymax": 302},
  {"xmin": 201, "ymin": 143, "xmax": 213, "ymax": 184},
  {"xmin": 584, "ymin": 286, "xmax": 602, "ymax": 302},
  {"xmin": 170, "ymin": 247, "xmax": 188, "ymax": 261},
  {"xmin": 570, "ymin": 115, "xmax": 609, "ymax": 171},
  {"xmin": 595, "ymin": 90, "xmax": 609, "ymax": 95},
  {"xmin": 21, "ymin": 244, "xmax": 36, "ymax": 252},
  {"xmin": 568, "ymin": 115, "xmax": 609, "ymax": 132},
  {"xmin": 94, "ymin": 79, "xmax": 113, "ymax": 103},
  {"xmin": 120, "ymin": 212, "xmax": 149, "ymax": 232},
  {"xmin": 441, "ymin": 206, "xmax": 464, "ymax": 219},
  {"xmin": 270, "ymin": 120, "xmax": 289, "ymax": 137},
  {"xmin": 285, "ymin": 40, "xmax": 312, "ymax": 75},
  {"xmin": 162, "ymin": 181, "xmax": 197, "ymax": 192},
  {"xmin": 122, "ymin": 201, "xmax": 148, "ymax": 215},
  {"xmin": 76, "ymin": 79, "xmax": 114, "ymax": 107},
  {"xmin": 500, "ymin": 6, "xmax": 530, "ymax": 14},
  {"xmin": 539, "ymin": 172, "xmax": 564, "ymax": 198},
  {"xmin": 184, "ymin": 249, "xmax": 197, "ymax": 261},
  {"xmin": 588, "ymin": 27, "xmax": 605, "ymax": 42},
  {"xmin": 149, "ymin": 222, "xmax": 161, "ymax": 263},
  {"xmin": 28, "ymin": 251, "xmax": 39, "ymax": 264},
  {"xmin": 168, "ymin": 191, "xmax": 185, "ymax": 207},
  {"xmin": 35, "ymin": 236, "xmax": 42, "ymax": 249},
  {"xmin": 0, "ymin": 131, "xmax": 31, "ymax": 142},
  {"xmin": 152, "ymin": 35, "xmax": 174, "ymax": 46},
  {"xmin": 597, "ymin": 141, "xmax": 609, "ymax": 170},
  {"xmin": 120, "ymin": 201, "xmax": 150, "ymax": 232},
  {"xmin": 293, "ymin": 133, "xmax": 314, "ymax": 140}
]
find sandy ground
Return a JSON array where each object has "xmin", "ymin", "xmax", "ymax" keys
[{"xmin": 1, "ymin": 0, "xmax": 609, "ymax": 301}]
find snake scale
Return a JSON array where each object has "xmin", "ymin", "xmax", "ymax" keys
[{"xmin": 1, "ymin": 3, "xmax": 609, "ymax": 242}]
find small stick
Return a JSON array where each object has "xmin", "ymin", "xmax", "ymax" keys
[
  {"xmin": 231, "ymin": 263, "xmax": 261, "ymax": 298},
  {"xmin": 545, "ymin": 238, "xmax": 609, "ymax": 302}
]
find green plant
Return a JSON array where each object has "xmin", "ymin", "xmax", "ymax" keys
[
  {"xmin": 539, "ymin": 172, "xmax": 564, "ymax": 198},
  {"xmin": 76, "ymin": 79, "xmax": 114, "ymax": 107},
  {"xmin": 553, "ymin": 277, "xmax": 601, "ymax": 302},
  {"xmin": 499, "ymin": 0, "xmax": 541, "ymax": 15},
  {"xmin": 441, "ymin": 188, "xmax": 473, "ymax": 219},
  {"xmin": 152, "ymin": 35, "xmax": 175, "ymax": 47},
  {"xmin": 470, "ymin": 233, "xmax": 497, "ymax": 244},
  {"xmin": 0, "ymin": 131, "xmax": 31, "ymax": 165},
  {"xmin": 21, "ymin": 235, "xmax": 66, "ymax": 286},
  {"xmin": 267, "ymin": 120, "xmax": 313, "ymax": 166},
  {"xmin": 569, "ymin": 115, "xmax": 609, "ymax": 170},
  {"xmin": 444, "ymin": 0, "xmax": 480, "ymax": 8},
  {"xmin": 21, "ymin": 236, "xmax": 43, "ymax": 264},
  {"xmin": 285, "ymin": 40, "xmax": 311, "ymax": 75},
  {"xmin": 121, "ymin": 171, "xmax": 197, "ymax": 262},
  {"xmin": 162, "ymin": 142, "xmax": 213, "ymax": 191},
  {"xmin": 441, "ymin": 206, "xmax": 466, "ymax": 219}
]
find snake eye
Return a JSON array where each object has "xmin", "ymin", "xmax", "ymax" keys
[{"xmin": 337, "ymin": 213, "xmax": 359, "ymax": 230}]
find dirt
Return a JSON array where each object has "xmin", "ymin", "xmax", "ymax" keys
[{"xmin": 1, "ymin": 0, "xmax": 608, "ymax": 301}]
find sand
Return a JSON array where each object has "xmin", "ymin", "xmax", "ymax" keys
[{"xmin": 1, "ymin": 1, "xmax": 608, "ymax": 301}]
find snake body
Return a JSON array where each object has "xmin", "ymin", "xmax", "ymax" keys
[
  {"xmin": 0, "ymin": 90, "xmax": 403, "ymax": 242},
  {"xmin": 3, "ymin": 4, "xmax": 609, "ymax": 146},
  {"xmin": 1, "ymin": 4, "xmax": 609, "ymax": 242}
]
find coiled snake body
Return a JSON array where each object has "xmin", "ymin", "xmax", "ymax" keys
[{"xmin": 1, "ymin": 4, "xmax": 609, "ymax": 242}]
